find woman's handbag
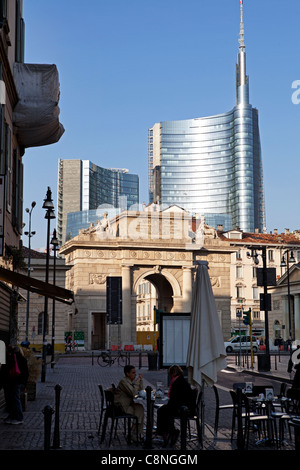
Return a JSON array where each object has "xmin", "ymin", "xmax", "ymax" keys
[{"xmin": 9, "ymin": 354, "xmax": 21, "ymax": 378}]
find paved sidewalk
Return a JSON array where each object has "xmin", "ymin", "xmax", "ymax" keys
[{"xmin": 0, "ymin": 352, "xmax": 297, "ymax": 459}]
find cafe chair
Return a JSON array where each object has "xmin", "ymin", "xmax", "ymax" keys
[
  {"xmin": 213, "ymin": 385, "xmax": 235, "ymax": 436},
  {"xmin": 230, "ymin": 390, "xmax": 261, "ymax": 441},
  {"xmin": 100, "ymin": 389, "xmax": 139, "ymax": 446},
  {"xmin": 251, "ymin": 385, "xmax": 274, "ymax": 397},
  {"xmin": 242, "ymin": 393, "xmax": 278, "ymax": 449},
  {"xmin": 97, "ymin": 384, "xmax": 106, "ymax": 435},
  {"xmin": 186, "ymin": 387, "xmax": 203, "ymax": 445},
  {"xmin": 286, "ymin": 388, "xmax": 300, "ymax": 414},
  {"xmin": 277, "ymin": 388, "xmax": 300, "ymax": 445},
  {"xmin": 233, "ymin": 382, "xmax": 246, "ymax": 392},
  {"xmin": 172, "ymin": 387, "xmax": 203, "ymax": 447}
]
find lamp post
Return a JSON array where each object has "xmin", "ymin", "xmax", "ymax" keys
[
  {"xmin": 41, "ymin": 187, "xmax": 55, "ymax": 383},
  {"xmin": 50, "ymin": 229, "xmax": 59, "ymax": 367},
  {"xmin": 24, "ymin": 201, "xmax": 36, "ymax": 342},
  {"xmin": 280, "ymin": 250, "xmax": 295, "ymax": 353}
]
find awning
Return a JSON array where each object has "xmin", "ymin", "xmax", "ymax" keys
[
  {"xmin": 0, "ymin": 267, "xmax": 74, "ymax": 305},
  {"xmin": 13, "ymin": 63, "xmax": 65, "ymax": 148}
]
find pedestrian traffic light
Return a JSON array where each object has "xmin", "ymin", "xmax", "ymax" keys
[{"xmin": 243, "ymin": 308, "xmax": 251, "ymax": 325}]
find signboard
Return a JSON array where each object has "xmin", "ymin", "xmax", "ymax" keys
[
  {"xmin": 64, "ymin": 331, "xmax": 85, "ymax": 350},
  {"xmin": 256, "ymin": 268, "xmax": 276, "ymax": 286},
  {"xmin": 260, "ymin": 293, "xmax": 272, "ymax": 311},
  {"xmin": 159, "ymin": 313, "xmax": 190, "ymax": 367},
  {"xmin": 106, "ymin": 276, "xmax": 122, "ymax": 324}
]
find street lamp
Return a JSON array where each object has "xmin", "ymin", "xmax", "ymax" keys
[
  {"xmin": 50, "ymin": 229, "xmax": 59, "ymax": 367},
  {"xmin": 41, "ymin": 187, "xmax": 55, "ymax": 383},
  {"xmin": 280, "ymin": 250, "xmax": 295, "ymax": 352},
  {"xmin": 24, "ymin": 201, "xmax": 36, "ymax": 342}
]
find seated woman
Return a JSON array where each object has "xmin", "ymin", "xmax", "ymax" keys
[
  {"xmin": 114, "ymin": 364, "xmax": 144, "ymax": 442},
  {"xmin": 156, "ymin": 364, "xmax": 194, "ymax": 446}
]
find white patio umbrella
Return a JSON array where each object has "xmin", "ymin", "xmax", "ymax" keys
[
  {"xmin": 186, "ymin": 261, "xmax": 226, "ymax": 388},
  {"xmin": 186, "ymin": 261, "xmax": 227, "ymax": 444}
]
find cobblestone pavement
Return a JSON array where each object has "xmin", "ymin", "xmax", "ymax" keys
[{"xmin": 0, "ymin": 352, "xmax": 297, "ymax": 462}]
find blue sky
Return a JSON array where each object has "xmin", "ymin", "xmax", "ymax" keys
[{"xmin": 22, "ymin": 0, "xmax": 300, "ymax": 250}]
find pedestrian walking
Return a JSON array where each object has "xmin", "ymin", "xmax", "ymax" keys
[{"xmin": 0, "ymin": 345, "xmax": 29, "ymax": 424}]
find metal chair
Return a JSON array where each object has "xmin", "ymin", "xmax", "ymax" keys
[
  {"xmin": 173, "ymin": 387, "xmax": 203, "ymax": 447},
  {"xmin": 278, "ymin": 388, "xmax": 300, "ymax": 445},
  {"xmin": 242, "ymin": 393, "xmax": 278, "ymax": 449},
  {"xmin": 251, "ymin": 385, "xmax": 274, "ymax": 397},
  {"xmin": 100, "ymin": 389, "xmax": 139, "ymax": 446},
  {"xmin": 97, "ymin": 384, "xmax": 106, "ymax": 435},
  {"xmin": 186, "ymin": 387, "xmax": 203, "ymax": 444},
  {"xmin": 213, "ymin": 385, "xmax": 235, "ymax": 436}
]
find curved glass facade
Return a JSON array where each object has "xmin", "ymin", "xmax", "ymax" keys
[
  {"xmin": 148, "ymin": 2, "xmax": 265, "ymax": 233},
  {"xmin": 58, "ymin": 159, "xmax": 139, "ymax": 245},
  {"xmin": 148, "ymin": 105, "xmax": 264, "ymax": 233}
]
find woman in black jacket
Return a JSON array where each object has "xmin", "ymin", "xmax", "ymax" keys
[
  {"xmin": 156, "ymin": 365, "xmax": 194, "ymax": 446},
  {"xmin": 0, "ymin": 345, "xmax": 29, "ymax": 424}
]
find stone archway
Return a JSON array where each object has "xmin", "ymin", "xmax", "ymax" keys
[
  {"xmin": 133, "ymin": 268, "xmax": 182, "ymax": 313},
  {"xmin": 60, "ymin": 208, "xmax": 233, "ymax": 348}
]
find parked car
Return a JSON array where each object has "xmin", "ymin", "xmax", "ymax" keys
[{"xmin": 224, "ymin": 335, "xmax": 258, "ymax": 353}]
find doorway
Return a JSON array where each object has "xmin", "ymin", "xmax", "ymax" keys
[{"xmin": 92, "ymin": 312, "xmax": 106, "ymax": 349}]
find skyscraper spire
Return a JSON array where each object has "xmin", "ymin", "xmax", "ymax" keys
[
  {"xmin": 236, "ymin": 0, "xmax": 249, "ymax": 105},
  {"xmin": 239, "ymin": 0, "xmax": 245, "ymax": 51}
]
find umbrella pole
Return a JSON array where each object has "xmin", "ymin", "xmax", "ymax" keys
[{"xmin": 201, "ymin": 382, "xmax": 205, "ymax": 446}]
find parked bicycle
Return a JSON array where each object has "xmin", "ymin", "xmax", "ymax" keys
[{"xmin": 97, "ymin": 350, "xmax": 126, "ymax": 367}]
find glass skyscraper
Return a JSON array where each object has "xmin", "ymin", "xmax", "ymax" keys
[
  {"xmin": 57, "ymin": 159, "xmax": 139, "ymax": 245},
  {"xmin": 148, "ymin": 1, "xmax": 265, "ymax": 233}
]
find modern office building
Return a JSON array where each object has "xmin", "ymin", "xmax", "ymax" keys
[
  {"xmin": 57, "ymin": 159, "xmax": 139, "ymax": 245},
  {"xmin": 148, "ymin": 1, "xmax": 265, "ymax": 233}
]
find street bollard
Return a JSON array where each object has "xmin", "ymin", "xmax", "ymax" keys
[
  {"xmin": 52, "ymin": 384, "xmax": 62, "ymax": 449},
  {"xmin": 236, "ymin": 388, "xmax": 244, "ymax": 450},
  {"xmin": 43, "ymin": 405, "xmax": 54, "ymax": 451},
  {"xmin": 144, "ymin": 386, "xmax": 153, "ymax": 449},
  {"xmin": 180, "ymin": 406, "xmax": 188, "ymax": 450}
]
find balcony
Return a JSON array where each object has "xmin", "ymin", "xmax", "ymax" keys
[{"xmin": 13, "ymin": 63, "xmax": 64, "ymax": 149}]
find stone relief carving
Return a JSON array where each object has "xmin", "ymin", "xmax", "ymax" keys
[
  {"xmin": 210, "ymin": 277, "xmax": 220, "ymax": 287},
  {"xmin": 89, "ymin": 273, "xmax": 106, "ymax": 285}
]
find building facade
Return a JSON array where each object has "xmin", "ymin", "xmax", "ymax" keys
[
  {"xmin": 0, "ymin": 0, "xmax": 64, "ymax": 346},
  {"xmin": 148, "ymin": 1, "xmax": 265, "ymax": 233},
  {"xmin": 57, "ymin": 159, "xmax": 139, "ymax": 246},
  {"xmin": 222, "ymin": 227, "xmax": 300, "ymax": 345},
  {"xmin": 17, "ymin": 248, "xmax": 73, "ymax": 352}
]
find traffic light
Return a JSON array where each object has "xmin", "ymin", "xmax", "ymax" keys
[
  {"xmin": 243, "ymin": 308, "xmax": 251, "ymax": 325},
  {"xmin": 153, "ymin": 306, "xmax": 162, "ymax": 324}
]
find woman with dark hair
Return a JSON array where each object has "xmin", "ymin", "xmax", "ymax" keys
[{"xmin": 156, "ymin": 365, "xmax": 194, "ymax": 446}]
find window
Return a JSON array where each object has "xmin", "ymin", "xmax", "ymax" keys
[
  {"xmin": 15, "ymin": 0, "xmax": 25, "ymax": 63},
  {"xmin": 0, "ymin": 0, "xmax": 7, "ymax": 25},
  {"xmin": 236, "ymin": 286, "xmax": 243, "ymax": 299},
  {"xmin": 236, "ymin": 249, "xmax": 242, "ymax": 259},
  {"xmin": 11, "ymin": 149, "xmax": 23, "ymax": 233},
  {"xmin": 252, "ymin": 287, "xmax": 259, "ymax": 300},
  {"xmin": 38, "ymin": 312, "xmax": 48, "ymax": 335},
  {"xmin": 268, "ymin": 250, "xmax": 274, "ymax": 262},
  {"xmin": 236, "ymin": 266, "xmax": 243, "ymax": 279}
]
